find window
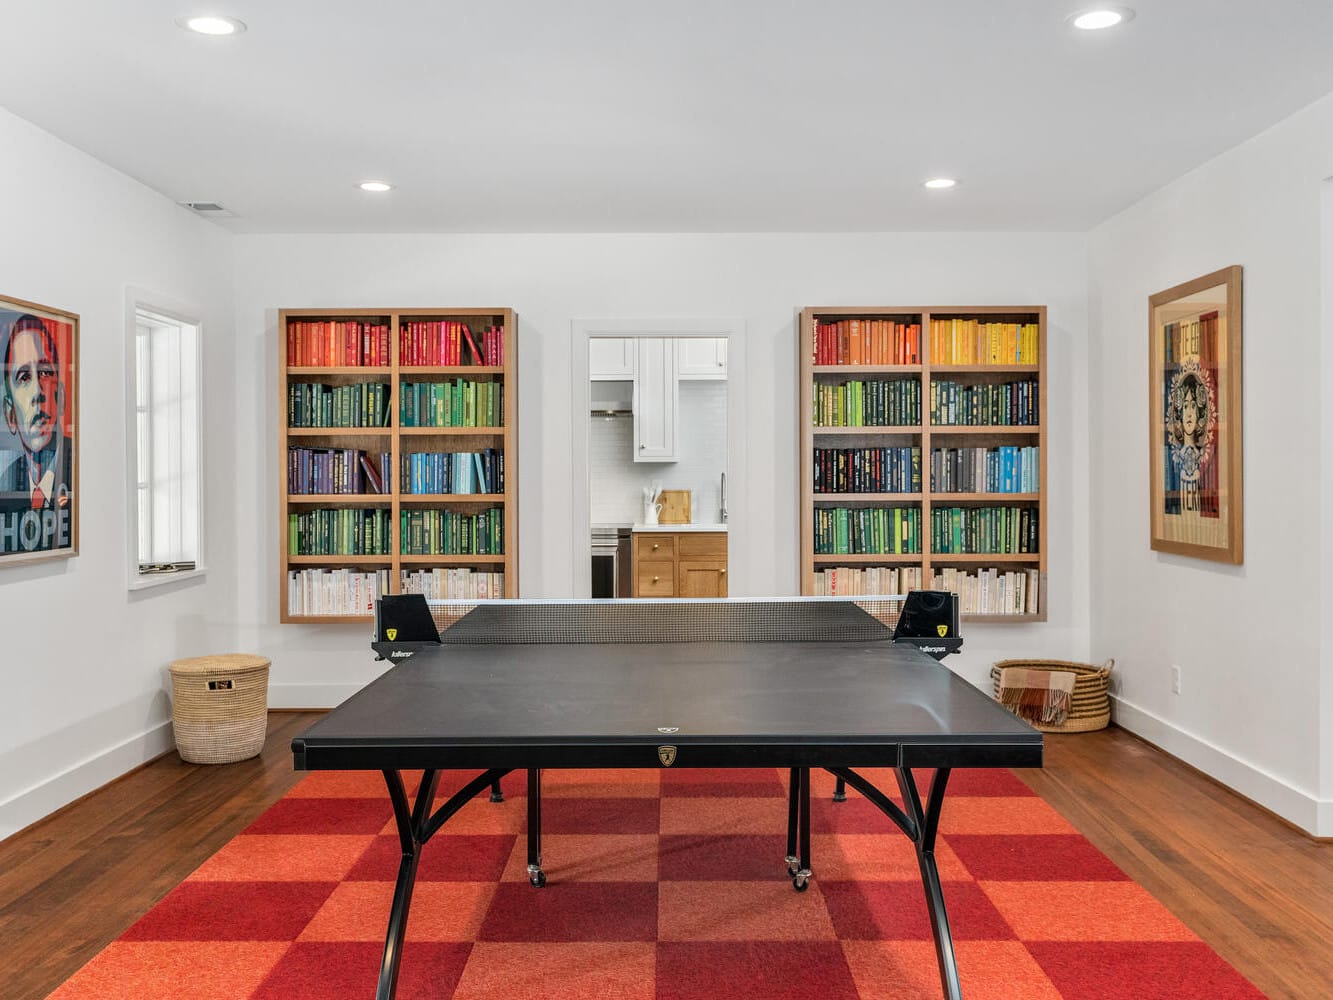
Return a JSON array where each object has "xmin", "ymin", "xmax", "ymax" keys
[{"xmin": 128, "ymin": 302, "xmax": 203, "ymax": 586}]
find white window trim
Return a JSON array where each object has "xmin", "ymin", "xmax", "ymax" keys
[{"xmin": 124, "ymin": 288, "xmax": 206, "ymax": 591}]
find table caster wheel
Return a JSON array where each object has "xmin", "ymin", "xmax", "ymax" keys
[
  {"xmin": 792, "ymin": 875, "xmax": 809, "ymax": 892},
  {"xmin": 831, "ymin": 790, "xmax": 847, "ymax": 802},
  {"xmin": 529, "ymin": 869, "xmax": 547, "ymax": 888},
  {"xmin": 490, "ymin": 790, "xmax": 505, "ymax": 803}
]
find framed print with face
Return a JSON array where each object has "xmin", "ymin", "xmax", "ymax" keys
[
  {"xmin": 1148, "ymin": 266, "xmax": 1242, "ymax": 564},
  {"xmin": 0, "ymin": 296, "xmax": 79, "ymax": 564}
]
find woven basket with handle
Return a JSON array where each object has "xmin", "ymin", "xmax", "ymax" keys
[
  {"xmin": 991, "ymin": 658, "xmax": 1113, "ymax": 733},
  {"xmin": 169, "ymin": 653, "xmax": 270, "ymax": 764}
]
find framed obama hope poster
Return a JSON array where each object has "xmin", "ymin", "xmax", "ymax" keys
[
  {"xmin": 0, "ymin": 295, "xmax": 78, "ymax": 564},
  {"xmin": 1148, "ymin": 266, "xmax": 1242, "ymax": 564}
]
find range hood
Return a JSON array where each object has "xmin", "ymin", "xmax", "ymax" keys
[{"xmin": 590, "ymin": 379, "xmax": 633, "ymax": 416}]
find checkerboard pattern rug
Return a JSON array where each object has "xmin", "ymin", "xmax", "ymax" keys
[{"xmin": 49, "ymin": 766, "xmax": 1266, "ymax": 999}]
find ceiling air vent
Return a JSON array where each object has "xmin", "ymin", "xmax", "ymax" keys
[{"xmin": 179, "ymin": 201, "xmax": 237, "ymax": 218}]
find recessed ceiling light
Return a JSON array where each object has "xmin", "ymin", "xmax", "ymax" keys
[
  {"xmin": 1069, "ymin": 6, "xmax": 1135, "ymax": 30},
  {"xmin": 923, "ymin": 178, "xmax": 957, "ymax": 190},
  {"xmin": 358, "ymin": 181, "xmax": 394, "ymax": 193},
  {"xmin": 176, "ymin": 15, "xmax": 247, "ymax": 36}
]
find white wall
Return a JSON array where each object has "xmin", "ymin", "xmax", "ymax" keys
[
  {"xmin": 233, "ymin": 232, "xmax": 1090, "ymax": 705},
  {"xmin": 0, "ymin": 109, "xmax": 238, "ymax": 838},
  {"xmin": 1088, "ymin": 93, "xmax": 1333, "ymax": 835}
]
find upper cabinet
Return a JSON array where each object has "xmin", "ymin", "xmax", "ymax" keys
[
  {"xmin": 590, "ymin": 338, "xmax": 637, "ymax": 379},
  {"xmin": 633, "ymin": 338, "xmax": 678, "ymax": 462},
  {"xmin": 676, "ymin": 338, "xmax": 728, "ymax": 379}
]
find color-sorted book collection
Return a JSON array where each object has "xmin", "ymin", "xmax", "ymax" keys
[
  {"xmin": 287, "ymin": 508, "xmax": 390, "ymax": 556},
  {"xmin": 931, "ymin": 506, "xmax": 1039, "ymax": 555},
  {"xmin": 810, "ymin": 564, "xmax": 924, "ymax": 596},
  {"xmin": 813, "ymin": 446, "xmax": 921, "ymax": 494},
  {"xmin": 286, "ymin": 381, "xmax": 390, "ymax": 428},
  {"xmin": 399, "ymin": 320, "xmax": 504, "ymax": 367},
  {"xmin": 812, "ymin": 378, "xmax": 922, "ymax": 426},
  {"xmin": 931, "ymin": 566, "xmax": 1042, "ymax": 616},
  {"xmin": 931, "ymin": 445, "xmax": 1039, "ymax": 494},
  {"xmin": 930, "ymin": 377, "xmax": 1039, "ymax": 425},
  {"xmin": 400, "ymin": 567, "xmax": 506, "ymax": 599},
  {"xmin": 286, "ymin": 567, "xmax": 388, "ymax": 616},
  {"xmin": 287, "ymin": 448, "xmax": 389, "ymax": 495},
  {"xmin": 929, "ymin": 318, "xmax": 1039, "ymax": 365},
  {"xmin": 399, "ymin": 379, "xmax": 504, "ymax": 428},
  {"xmin": 286, "ymin": 319, "xmax": 390, "ymax": 367},
  {"xmin": 813, "ymin": 506, "xmax": 921, "ymax": 555},
  {"xmin": 401, "ymin": 449, "xmax": 504, "ymax": 495},
  {"xmin": 399, "ymin": 508, "xmax": 504, "ymax": 556},
  {"xmin": 812, "ymin": 317, "xmax": 922, "ymax": 365}
]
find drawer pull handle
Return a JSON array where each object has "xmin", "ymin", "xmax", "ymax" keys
[
  {"xmin": 652, "ymin": 576, "xmax": 660, "ymax": 583},
  {"xmin": 651, "ymin": 543, "xmax": 659, "ymax": 551}
]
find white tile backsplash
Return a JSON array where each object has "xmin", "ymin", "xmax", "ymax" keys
[{"xmin": 590, "ymin": 380, "xmax": 728, "ymax": 524}]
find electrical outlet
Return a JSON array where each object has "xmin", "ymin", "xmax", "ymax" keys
[{"xmin": 1171, "ymin": 664, "xmax": 1182, "ymax": 695}]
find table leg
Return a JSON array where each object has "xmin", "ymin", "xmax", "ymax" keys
[
  {"xmin": 377, "ymin": 769, "xmax": 439, "ymax": 1000},
  {"xmin": 896, "ymin": 767, "xmax": 959, "ymax": 1000},
  {"xmin": 784, "ymin": 767, "xmax": 813, "ymax": 891},
  {"xmin": 526, "ymin": 768, "xmax": 545, "ymax": 887},
  {"xmin": 784, "ymin": 766, "xmax": 800, "ymax": 875}
]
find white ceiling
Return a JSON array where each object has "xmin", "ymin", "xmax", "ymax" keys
[{"xmin": 4, "ymin": 1, "xmax": 1333, "ymax": 234}]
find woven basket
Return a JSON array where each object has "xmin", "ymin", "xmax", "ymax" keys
[
  {"xmin": 991, "ymin": 658, "xmax": 1113, "ymax": 733},
  {"xmin": 169, "ymin": 654, "xmax": 270, "ymax": 764}
]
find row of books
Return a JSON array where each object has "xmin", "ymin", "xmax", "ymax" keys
[
  {"xmin": 931, "ymin": 567, "xmax": 1041, "ymax": 616},
  {"xmin": 287, "ymin": 381, "xmax": 390, "ymax": 429},
  {"xmin": 930, "ymin": 378, "xmax": 1039, "ymax": 426},
  {"xmin": 400, "ymin": 568, "xmax": 506, "ymax": 599},
  {"xmin": 931, "ymin": 506, "xmax": 1039, "ymax": 555},
  {"xmin": 402, "ymin": 449, "xmax": 504, "ymax": 495},
  {"xmin": 1161, "ymin": 311, "xmax": 1218, "ymax": 364},
  {"xmin": 930, "ymin": 446, "xmax": 1039, "ymax": 494},
  {"xmin": 810, "ymin": 565, "xmax": 924, "ymax": 596},
  {"xmin": 287, "ymin": 568, "xmax": 387, "ymax": 616},
  {"xmin": 287, "ymin": 320, "xmax": 391, "ymax": 368},
  {"xmin": 813, "ymin": 506, "xmax": 922, "ymax": 556},
  {"xmin": 400, "ymin": 321, "xmax": 505, "ymax": 367},
  {"xmin": 813, "ymin": 447, "xmax": 922, "ymax": 494},
  {"xmin": 813, "ymin": 379, "xmax": 922, "ymax": 427},
  {"xmin": 400, "ymin": 379, "xmax": 504, "ymax": 428},
  {"xmin": 812, "ymin": 319, "xmax": 922, "ymax": 366},
  {"xmin": 288, "ymin": 508, "xmax": 391, "ymax": 556},
  {"xmin": 288, "ymin": 448, "xmax": 389, "ymax": 495},
  {"xmin": 400, "ymin": 509, "xmax": 504, "ymax": 556},
  {"xmin": 929, "ymin": 319, "xmax": 1039, "ymax": 366}
]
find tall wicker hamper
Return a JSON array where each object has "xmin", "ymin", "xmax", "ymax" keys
[
  {"xmin": 991, "ymin": 658, "xmax": 1112, "ymax": 733},
  {"xmin": 169, "ymin": 654, "xmax": 271, "ymax": 764}
]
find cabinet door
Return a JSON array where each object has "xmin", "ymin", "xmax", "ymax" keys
[
  {"xmin": 678, "ymin": 559, "xmax": 727, "ymax": 597},
  {"xmin": 634, "ymin": 338, "xmax": 678, "ymax": 462},
  {"xmin": 590, "ymin": 338, "xmax": 636, "ymax": 379},
  {"xmin": 676, "ymin": 338, "xmax": 727, "ymax": 379}
]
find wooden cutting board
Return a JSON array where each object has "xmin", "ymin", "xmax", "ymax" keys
[{"xmin": 657, "ymin": 490, "xmax": 691, "ymax": 524}]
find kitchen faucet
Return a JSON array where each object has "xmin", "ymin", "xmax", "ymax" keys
[{"xmin": 720, "ymin": 472, "xmax": 728, "ymax": 523}]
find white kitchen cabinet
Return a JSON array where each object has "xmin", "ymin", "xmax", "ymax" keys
[
  {"xmin": 633, "ymin": 338, "xmax": 678, "ymax": 462},
  {"xmin": 676, "ymin": 337, "xmax": 727, "ymax": 379},
  {"xmin": 590, "ymin": 337, "xmax": 637, "ymax": 379}
]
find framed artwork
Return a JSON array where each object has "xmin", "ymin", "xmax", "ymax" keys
[
  {"xmin": 1148, "ymin": 266, "xmax": 1242, "ymax": 563},
  {"xmin": 0, "ymin": 295, "xmax": 79, "ymax": 564}
]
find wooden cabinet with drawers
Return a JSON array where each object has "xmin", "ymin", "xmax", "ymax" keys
[{"xmin": 631, "ymin": 531, "xmax": 727, "ymax": 597}]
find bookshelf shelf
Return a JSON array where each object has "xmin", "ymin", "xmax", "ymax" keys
[
  {"xmin": 280, "ymin": 307, "xmax": 518, "ymax": 622},
  {"xmin": 799, "ymin": 305, "xmax": 1047, "ymax": 621}
]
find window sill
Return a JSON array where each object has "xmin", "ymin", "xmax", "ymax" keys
[{"xmin": 128, "ymin": 567, "xmax": 207, "ymax": 592}]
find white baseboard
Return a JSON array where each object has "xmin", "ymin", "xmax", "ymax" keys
[
  {"xmin": 1111, "ymin": 695, "xmax": 1329, "ymax": 837},
  {"xmin": 0, "ymin": 720, "xmax": 175, "ymax": 841},
  {"xmin": 269, "ymin": 683, "xmax": 366, "ymax": 709}
]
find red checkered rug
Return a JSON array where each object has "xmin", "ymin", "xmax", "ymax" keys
[{"xmin": 49, "ymin": 767, "xmax": 1265, "ymax": 999}]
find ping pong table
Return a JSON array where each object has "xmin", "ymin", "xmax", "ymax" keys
[{"xmin": 292, "ymin": 598, "xmax": 1042, "ymax": 1000}]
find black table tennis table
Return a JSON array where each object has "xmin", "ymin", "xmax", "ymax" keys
[{"xmin": 292, "ymin": 598, "xmax": 1042, "ymax": 1000}]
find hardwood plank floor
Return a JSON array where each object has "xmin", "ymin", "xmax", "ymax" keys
[{"xmin": 1, "ymin": 718, "xmax": 1329, "ymax": 999}]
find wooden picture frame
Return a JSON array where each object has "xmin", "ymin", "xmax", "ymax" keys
[
  {"xmin": 0, "ymin": 295, "xmax": 79, "ymax": 565},
  {"xmin": 1148, "ymin": 266, "xmax": 1242, "ymax": 563}
]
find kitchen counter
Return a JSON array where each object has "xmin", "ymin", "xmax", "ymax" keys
[{"xmin": 632, "ymin": 523, "xmax": 727, "ymax": 532}]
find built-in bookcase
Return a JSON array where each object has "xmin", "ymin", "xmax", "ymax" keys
[
  {"xmin": 799, "ymin": 305, "xmax": 1047, "ymax": 621},
  {"xmin": 280, "ymin": 308, "xmax": 518, "ymax": 623}
]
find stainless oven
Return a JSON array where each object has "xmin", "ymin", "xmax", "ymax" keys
[{"xmin": 591, "ymin": 527, "xmax": 620, "ymax": 598}]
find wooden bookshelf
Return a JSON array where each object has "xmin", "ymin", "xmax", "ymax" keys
[
  {"xmin": 799, "ymin": 306, "xmax": 1047, "ymax": 622},
  {"xmin": 280, "ymin": 308, "xmax": 518, "ymax": 622}
]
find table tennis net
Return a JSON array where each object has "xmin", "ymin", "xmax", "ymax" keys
[{"xmin": 424, "ymin": 597, "xmax": 905, "ymax": 645}]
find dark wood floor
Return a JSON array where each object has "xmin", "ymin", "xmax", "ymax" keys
[{"xmin": 2, "ymin": 716, "xmax": 1329, "ymax": 1000}]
